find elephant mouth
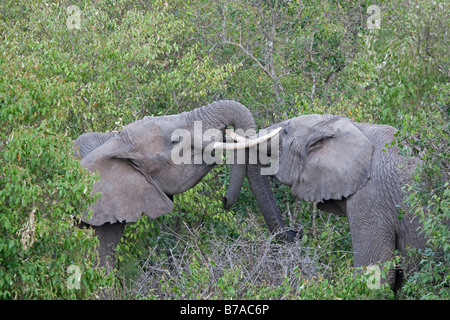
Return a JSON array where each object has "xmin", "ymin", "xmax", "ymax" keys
[
  {"xmin": 272, "ymin": 144, "xmax": 293, "ymax": 186},
  {"xmin": 273, "ymin": 142, "xmax": 284, "ymax": 179}
]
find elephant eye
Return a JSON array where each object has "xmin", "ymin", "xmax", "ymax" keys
[
  {"xmin": 128, "ymin": 158, "xmax": 140, "ymax": 168},
  {"xmin": 309, "ymin": 138, "xmax": 324, "ymax": 151}
]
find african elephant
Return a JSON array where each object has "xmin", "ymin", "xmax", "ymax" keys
[
  {"xmin": 73, "ymin": 100, "xmax": 278, "ymax": 270},
  {"xmin": 230, "ymin": 114, "xmax": 427, "ymax": 291}
]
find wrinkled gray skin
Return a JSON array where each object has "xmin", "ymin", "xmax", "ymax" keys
[
  {"xmin": 74, "ymin": 100, "xmax": 258, "ymax": 270},
  {"xmin": 260, "ymin": 114, "xmax": 427, "ymax": 291}
]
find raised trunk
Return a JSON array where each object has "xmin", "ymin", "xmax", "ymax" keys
[
  {"xmin": 189, "ymin": 100, "xmax": 256, "ymax": 209},
  {"xmin": 190, "ymin": 100, "xmax": 256, "ymax": 135}
]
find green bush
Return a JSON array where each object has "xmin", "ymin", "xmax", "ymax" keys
[
  {"xmin": 0, "ymin": 124, "xmax": 112, "ymax": 299},
  {"xmin": 394, "ymin": 86, "xmax": 449, "ymax": 299}
]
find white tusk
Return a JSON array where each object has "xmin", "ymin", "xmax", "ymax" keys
[
  {"xmin": 225, "ymin": 129, "xmax": 247, "ymax": 143},
  {"xmin": 213, "ymin": 127, "xmax": 282, "ymax": 150}
]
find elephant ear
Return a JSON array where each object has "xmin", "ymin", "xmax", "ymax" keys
[
  {"xmin": 79, "ymin": 135, "xmax": 174, "ymax": 226},
  {"xmin": 293, "ymin": 117, "xmax": 374, "ymax": 202},
  {"xmin": 73, "ymin": 131, "xmax": 118, "ymax": 159}
]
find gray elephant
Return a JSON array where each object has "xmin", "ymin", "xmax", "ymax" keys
[
  {"xmin": 229, "ymin": 114, "xmax": 427, "ymax": 291},
  {"xmin": 73, "ymin": 100, "xmax": 278, "ymax": 270}
]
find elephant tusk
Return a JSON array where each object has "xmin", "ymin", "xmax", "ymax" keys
[
  {"xmin": 213, "ymin": 127, "xmax": 282, "ymax": 150},
  {"xmin": 225, "ymin": 129, "xmax": 247, "ymax": 143}
]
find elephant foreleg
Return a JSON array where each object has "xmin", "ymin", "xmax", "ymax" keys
[
  {"xmin": 93, "ymin": 222, "xmax": 126, "ymax": 272},
  {"xmin": 346, "ymin": 206, "xmax": 399, "ymax": 291}
]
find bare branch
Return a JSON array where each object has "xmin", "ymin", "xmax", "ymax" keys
[{"xmin": 220, "ymin": 39, "xmax": 274, "ymax": 80}]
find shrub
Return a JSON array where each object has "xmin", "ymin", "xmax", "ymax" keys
[
  {"xmin": 122, "ymin": 216, "xmax": 393, "ymax": 300},
  {"xmin": 395, "ymin": 84, "xmax": 449, "ymax": 299},
  {"xmin": 0, "ymin": 124, "xmax": 113, "ymax": 299}
]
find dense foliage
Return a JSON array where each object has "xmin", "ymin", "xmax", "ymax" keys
[{"xmin": 0, "ymin": 0, "xmax": 448, "ymax": 299}]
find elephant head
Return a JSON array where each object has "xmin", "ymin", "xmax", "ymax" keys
[
  {"xmin": 272, "ymin": 114, "xmax": 374, "ymax": 202},
  {"xmin": 239, "ymin": 115, "xmax": 374, "ymax": 241},
  {"xmin": 226, "ymin": 114, "xmax": 374, "ymax": 242},
  {"xmin": 74, "ymin": 100, "xmax": 276, "ymax": 226}
]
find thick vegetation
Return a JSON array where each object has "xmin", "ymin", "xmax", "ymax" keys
[{"xmin": 0, "ymin": 0, "xmax": 448, "ymax": 299}]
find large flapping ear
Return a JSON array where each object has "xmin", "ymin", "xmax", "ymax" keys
[
  {"xmin": 80, "ymin": 136, "xmax": 174, "ymax": 226},
  {"xmin": 292, "ymin": 117, "xmax": 374, "ymax": 202}
]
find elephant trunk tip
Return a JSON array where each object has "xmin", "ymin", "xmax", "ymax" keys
[
  {"xmin": 275, "ymin": 224, "xmax": 304, "ymax": 243},
  {"xmin": 223, "ymin": 195, "xmax": 234, "ymax": 210}
]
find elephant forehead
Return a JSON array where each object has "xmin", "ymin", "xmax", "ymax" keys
[
  {"xmin": 286, "ymin": 115, "xmax": 322, "ymax": 137},
  {"xmin": 122, "ymin": 115, "xmax": 190, "ymax": 147},
  {"xmin": 129, "ymin": 115, "xmax": 185, "ymax": 135},
  {"xmin": 289, "ymin": 114, "xmax": 326, "ymax": 128},
  {"xmin": 288, "ymin": 114, "xmax": 341, "ymax": 135}
]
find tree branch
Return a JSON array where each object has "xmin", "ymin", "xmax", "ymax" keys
[
  {"xmin": 324, "ymin": 52, "xmax": 355, "ymax": 85},
  {"xmin": 220, "ymin": 39, "xmax": 274, "ymax": 80}
]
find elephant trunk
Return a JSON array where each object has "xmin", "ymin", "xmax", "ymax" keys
[
  {"xmin": 189, "ymin": 100, "xmax": 256, "ymax": 208},
  {"xmin": 246, "ymin": 164, "xmax": 303, "ymax": 242}
]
